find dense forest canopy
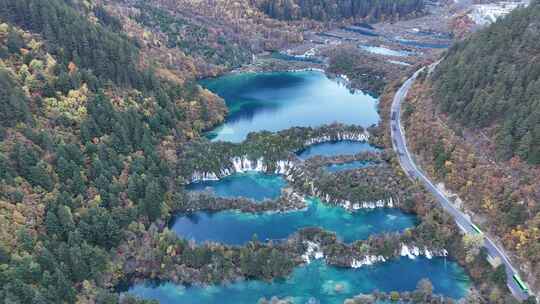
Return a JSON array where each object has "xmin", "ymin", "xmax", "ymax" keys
[
  {"xmin": 433, "ymin": 1, "xmax": 540, "ymax": 164},
  {"xmin": 0, "ymin": 0, "xmax": 142, "ymax": 87},
  {"xmin": 0, "ymin": 0, "xmax": 223, "ymax": 302},
  {"xmin": 252, "ymin": 0, "xmax": 425, "ymax": 21},
  {"xmin": 131, "ymin": 1, "xmax": 251, "ymax": 68}
]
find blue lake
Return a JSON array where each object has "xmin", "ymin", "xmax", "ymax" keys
[
  {"xmin": 325, "ymin": 160, "xmax": 374, "ymax": 173},
  {"xmin": 186, "ymin": 172, "xmax": 287, "ymax": 202},
  {"xmin": 129, "ymin": 70, "xmax": 473, "ymax": 304},
  {"xmin": 128, "ymin": 258, "xmax": 470, "ymax": 304},
  {"xmin": 202, "ymin": 71, "xmax": 379, "ymax": 142},
  {"xmin": 297, "ymin": 141, "xmax": 379, "ymax": 159},
  {"xmin": 170, "ymin": 198, "xmax": 416, "ymax": 245}
]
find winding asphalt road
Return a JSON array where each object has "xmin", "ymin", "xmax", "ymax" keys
[{"xmin": 390, "ymin": 67, "xmax": 530, "ymax": 301}]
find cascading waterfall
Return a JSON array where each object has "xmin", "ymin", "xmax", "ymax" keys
[
  {"xmin": 309, "ymin": 189, "xmax": 396, "ymax": 211},
  {"xmin": 351, "ymin": 255, "xmax": 387, "ymax": 268},
  {"xmin": 303, "ymin": 131, "xmax": 370, "ymax": 146},
  {"xmin": 191, "ymin": 131, "xmax": 370, "ymax": 183},
  {"xmin": 400, "ymin": 244, "xmax": 448, "ymax": 260},
  {"xmin": 301, "ymin": 241, "xmax": 447, "ymax": 269},
  {"xmin": 348, "ymin": 244, "xmax": 447, "ymax": 269},
  {"xmin": 188, "ymin": 132, "xmax": 396, "ymax": 210},
  {"xmin": 190, "ymin": 157, "xmax": 295, "ymax": 183},
  {"xmin": 302, "ymin": 241, "xmax": 325, "ymax": 264}
]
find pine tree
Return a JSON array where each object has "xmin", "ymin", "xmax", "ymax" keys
[
  {"xmin": 0, "ymin": 69, "xmax": 32, "ymax": 127},
  {"xmin": 28, "ymin": 161, "xmax": 54, "ymax": 191},
  {"xmin": 0, "ymin": 153, "xmax": 14, "ymax": 181},
  {"xmin": 433, "ymin": 2, "xmax": 540, "ymax": 164},
  {"xmin": 45, "ymin": 210, "xmax": 62, "ymax": 237},
  {"xmin": 141, "ymin": 179, "xmax": 164, "ymax": 221},
  {"xmin": 6, "ymin": 27, "xmax": 24, "ymax": 53},
  {"xmin": 56, "ymin": 205, "xmax": 75, "ymax": 237}
]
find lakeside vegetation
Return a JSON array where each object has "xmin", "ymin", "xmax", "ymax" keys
[
  {"xmin": 253, "ymin": 0, "xmax": 425, "ymax": 22},
  {"xmin": 326, "ymin": 46, "xmax": 389, "ymax": 95},
  {"xmin": 179, "ymin": 124, "xmax": 371, "ymax": 176}
]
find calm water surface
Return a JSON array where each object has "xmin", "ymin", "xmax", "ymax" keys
[
  {"xmin": 297, "ymin": 141, "xmax": 379, "ymax": 159},
  {"xmin": 128, "ymin": 258, "xmax": 470, "ymax": 304},
  {"xmin": 170, "ymin": 198, "xmax": 416, "ymax": 245},
  {"xmin": 202, "ymin": 71, "xmax": 379, "ymax": 142},
  {"xmin": 186, "ymin": 172, "xmax": 286, "ymax": 202}
]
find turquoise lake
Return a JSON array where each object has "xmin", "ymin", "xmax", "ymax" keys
[
  {"xmin": 186, "ymin": 172, "xmax": 287, "ymax": 202},
  {"xmin": 325, "ymin": 160, "xmax": 374, "ymax": 173},
  {"xmin": 128, "ymin": 258, "xmax": 470, "ymax": 304},
  {"xmin": 170, "ymin": 198, "xmax": 416, "ymax": 245},
  {"xmin": 202, "ymin": 71, "xmax": 379, "ymax": 142},
  {"xmin": 128, "ymin": 70, "xmax": 473, "ymax": 303},
  {"xmin": 297, "ymin": 141, "xmax": 379, "ymax": 159}
]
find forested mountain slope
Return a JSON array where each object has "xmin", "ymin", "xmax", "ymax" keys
[
  {"xmin": 105, "ymin": 0, "xmax": 307, "ymax": 77},
  {"xmin": 252, "ymin": 0, "xmax": 425, "ymax": 21},
  {"xmin": 0, "ymin": 0, "xmax": 225, "ymax": 302},
  {"xmin": 433, "ymin": 1, "xmax": 540, "ymax": 164},
  {"xmin": 399, "ymin": 2, "xmax": 540, "ymax": 292}
]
